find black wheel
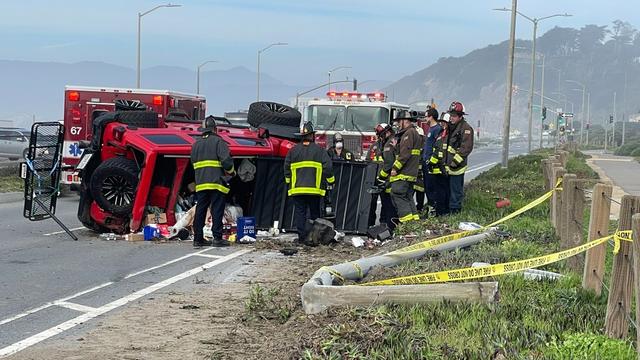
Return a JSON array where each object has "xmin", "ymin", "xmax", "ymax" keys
[
  {"xmin": 89, "ymin": 157, "xmax": 139, "ymax": 216},
  {"xmin": 116, "ymin": 111, "xmax": 159, "ymax": 128},
  {"xmin": 247, "ymin": 102, "xmax": 301, "ymax": 128},
  {"xmin": 115, "ymin": 99, "xmax": 147, "ymax": 111}
]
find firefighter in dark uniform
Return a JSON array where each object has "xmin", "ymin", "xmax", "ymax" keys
[
  {"xmin": 327, "ymin": 133, "xmax": 354, "ymax": 161},
  {"xmin": 373, "ymin": 123, "xmax": 399, "ymax": 232},
  {"xmin": 445, "ymin": 101, "xmax": 474, "ymax": 213},
  {"xmin": 191, "ymin": 116, "xmax": 235, "ymax": 248},
  {"xmin": 284, "ymin": 122, "xmax": 335, "ymax": 243},
  {"xmin": 390, "ymin": 110, "xmax": 422, "ymax": 223},
  {"xmin": 425, "ymin": 113, "xmax": 451, "ymax": 216},
  {"xmin": 366, "ymin": 127, "xmax": 385, "ymax": 227}
]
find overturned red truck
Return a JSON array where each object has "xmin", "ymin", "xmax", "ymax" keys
[{"xmin": 75, "ymin": 98, "xmax": 320, "ymax": 234}]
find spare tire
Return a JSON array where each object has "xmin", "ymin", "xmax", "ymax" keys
[
  {"xmin": 247, "ymin": 102, "xmax": 301, "ymax": 128},
  {"xmin": 116, "ymin": 111, "xmax": 159, "ymax": 128},
  {"xmin": 89, "ymin": 157, "xmax": 139, "ymax": 216}
]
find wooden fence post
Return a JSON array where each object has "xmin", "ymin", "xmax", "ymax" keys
[
  {"xmin": 557, "ymin": 151, "xmax": 568, "ymax": 168},
  {"xmin": 542, "ymin": 159, "xmax": 550, "ymax": 191},
  {"xmin": 605, "ymin": 195, "xmax": 640, "ymax": 339},
  {"xmin": 582, "ymin": 183, "xmax": 613, "ymax": 295},
  {"xmin": 566, "ymin": 179, "xmax": 586, "ymax": 273},
  {"xmin": 551, "ymin": 167, "xmax": 565, "ymax": 228},
  {"xmin": 631, "ymin": 214, "xmax": 640, "ymax": 357},
  {"xmin": 560, "ymin": 173, "xmax": 577, "ymax": 246}
]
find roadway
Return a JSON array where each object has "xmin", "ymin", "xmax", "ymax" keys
[
  {"xmin": 0, "ymin": 142, "xmax": 532, "ymax": 357},
  {"xmin": 586, "ymin": 151, "xmax": 640, "ymax": 196}
]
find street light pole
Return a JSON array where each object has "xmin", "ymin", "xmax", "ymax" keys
[
  {"xmin": 586, "ymin": 92, "xmax": 591, "ymax": 145},
  {"xmin": 327, "ymin": 66, "xmax": 351, "ymax": 92},
  {"xmin": 494, "ymin": 8, "xmax": 571, "ymax": 154},
  {"xmin": 566, "ymin": 80, "xmax": 586, "ymax": 145},
  {"xmin": 196, "ymin": 60, "xmax": 219, "ymax": 94},
  {"xmin": 137, "ymin": 3, "xmax": 182, "ymax": 88},
  {"xmin": 257, "ymin": 42, "xmax": 288, "ymax": 101}
]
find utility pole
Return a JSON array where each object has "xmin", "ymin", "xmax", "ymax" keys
[{"xmin": 500, "ymin": 0, "xmax": 518, "ymax": 168}]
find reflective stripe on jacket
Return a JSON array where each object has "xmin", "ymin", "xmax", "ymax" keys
[
  {"xmin": 284, "ymin": 141, "xmax": 334, "ymax": 196},
  {"xmin": 446, "ymin": 119, "xmax": 474, "ymax": 175},
  {"xmin": 191, "ymin": 133, "xmax": 235, "ymax": 193},
  {"xmin": 391, "ymin": 125, "xmax": 421, "ymax": 182}
]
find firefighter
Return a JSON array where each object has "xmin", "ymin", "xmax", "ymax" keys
[
  {"xmin": 284, "ymin": 122, "xmax": 335, "ymax": 243},
  {"xmin": 191, "ymin": 116, "xmax": 236, "ymax": 248},
  {"xmin": 389, "ymin": 110, "xmax": 422, "ymax": 223},
  {"xmin": 445, "ymin": 101, "xmax": 474, "ymax": 213},
  {"xmin": 372, "ymin": 123, "xmax": 398, "ymax": 232},
  {"xmin": 366, "ymin": 127, "xmax": 385, "ymax": 227},
  {"xmin": 413, "ymin": 125, "xmax": 426, "ymax": 212},
  {"xmin": 425, "ymin": 111, "xmax": 451, "ymax": 216},
  {"xmin": 327, "ymin": 132, "xmax": 354, "ymax": 161}
]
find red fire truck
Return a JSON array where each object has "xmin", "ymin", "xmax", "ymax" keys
[
  {"xmin": 62, "ymin": 86, "xmax": 206, "ymax": 186},
  {"xmin": 302, "ymin": 91, "xmax": 410, "ymax": 158}
]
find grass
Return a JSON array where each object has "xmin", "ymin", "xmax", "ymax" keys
[
  {"xmin": 243, "ymin": 284, "xmax": 295, "ymax": 324},
  {"xmin": 0, "ymin": 174, "xmax": 23, "ymax": 193},
  {"xmin": 300, "ymin": 150, "xmax": 634, "ymax": 359}
]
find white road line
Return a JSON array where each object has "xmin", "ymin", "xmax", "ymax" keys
[
  {"xmin": 0, "ymin": 247, "xmax": 217, "ymax": 327},
  {"xmin": 467, "ymin": 162, "xmax": 497, "ymax": 173},
  {"xmin": 43, "ymin": 226, "xmax": 86, "ymax": 236},
  {"xmin": 0, "ymin": 249, "xmax": 251, "ymax": 358},
  {"xmin": 193, "ymin": 253, "xmax": 223, "ymax": 259},
  {"xmin": 123, "ymin": 246, "xmax": 217, "ymax": 279},
  {"xmin": 54, "ymin": 301, "xmax": 99, "ymax": 314},
  {"xmin": 0, "ymin": 282, "xmax": 113, "ymax": 326}
]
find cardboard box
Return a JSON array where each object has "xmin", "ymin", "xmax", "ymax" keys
[
  {"xmin": 126, "ymin": 233, "xmax": 145, "ymax": 242},
  {"xmin": 146, "ymin": 213, "xmax": 167, "ymax": 225}
]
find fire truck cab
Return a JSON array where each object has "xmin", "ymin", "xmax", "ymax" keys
[
  {"xmin": 62, "ymin": 86, "xmax": 206, "ymax": 185},
  {"xmin": 302, "ymin": 92, "xmax": 409, "ymax": 159}
]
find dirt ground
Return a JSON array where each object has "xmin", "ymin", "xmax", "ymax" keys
[{"xmin": 7, "ymin": 241, "xmax": 375, "ymax": 360}]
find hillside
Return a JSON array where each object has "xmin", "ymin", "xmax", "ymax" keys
[{"xmin": 386, "ymin": 21, "xmax": 640, "ymax": 137}]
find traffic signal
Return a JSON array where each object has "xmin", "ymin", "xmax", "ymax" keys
[
  {"xmin": 353, "ymin": 78, "xmax": 358, "ymax": 91},
  {"xmin": 609, "ymin": 115, "xmax": 614, "ymax": 124},
  {"xmin": 559, "ymin": 126, "xmax": 566, "ymax": 133},
  {"xmin": 542, "ymin": 107, "xmax": 547, "ymax": 120}
]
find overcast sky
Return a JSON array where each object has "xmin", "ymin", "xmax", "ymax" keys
[{"xmin": 1, "ymin": 0, "xmax": 638, "ymax": 85}]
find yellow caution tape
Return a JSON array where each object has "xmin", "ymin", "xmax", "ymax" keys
[
  {"xmin": 612, "ymin": 230, "xmax": 634, "ymax": 254},
  {"xmin": 320, "ymin": 266, "xmax": 345, "ymax": 284},
  {"xmin": 362, "ymin": 231, "xmax": 624, "ymax": 286},
  {"xmin": 389, "ymin": 187, "xmax": 556, "ymax": 256}
]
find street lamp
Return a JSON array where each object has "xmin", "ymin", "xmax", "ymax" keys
[
  {"xmin": 494, "ymin": 8, "xmax": 571, "ymax": 153},
  {"xmin": 196, "ymin": 60, "xmax": 218, "ymax": 94},
  {"xmin": 328, "ymin": 66, "xmax": 351, "ymax": 92},
  {"xmin": 257, "ymin": 42, "xmax": 288, "ymax": 101},
  {"xmin": 566, "ymin": 80, "xmax": 587, "ymax": 145},
  {"xmin": 497, "ymin": 0, "xmax": 518, "ymax": 168},
  {"xmin": 137, "ymin": 3, "xmax": 182, "ymax": 88}
]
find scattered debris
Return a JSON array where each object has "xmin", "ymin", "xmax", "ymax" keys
[
  {"xmin": 280, "ymin": 248, "xmax": 298, "ymax": 256},
  {"xmin": 180, "ymin": 304, "xmax": 200, "ymax": 310}
]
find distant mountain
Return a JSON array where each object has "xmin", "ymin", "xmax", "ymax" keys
[
  {"xmin": 0, "ymin": 60, "xmax": 298, "ymax": 128},
  {"xmin": 385, "ymin": 21, "xmax": 640, "ymax": 137}
]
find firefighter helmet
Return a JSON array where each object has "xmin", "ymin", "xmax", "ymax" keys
[
  {"xmin": 297, "ymin": 121, "xmax": 316, "ymax": 136},
  {"xmin": 199, "ymin": 115, "xmax": 217, "ymax": 133},
  {"xmin": 448, "ymin": 101, "xmax": 467, "ymax": 116},
  {"xmin": 375, "ymin": 123, "xmax": 392, "ymax": 136},
  {"xmin": 333, "ymin": 132, "xmax": 344, "ymax": 144}
]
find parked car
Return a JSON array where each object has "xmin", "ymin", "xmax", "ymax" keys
[{"xmin": 0, "ymin": 127, "xmax": 30, "ymax": 160}]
